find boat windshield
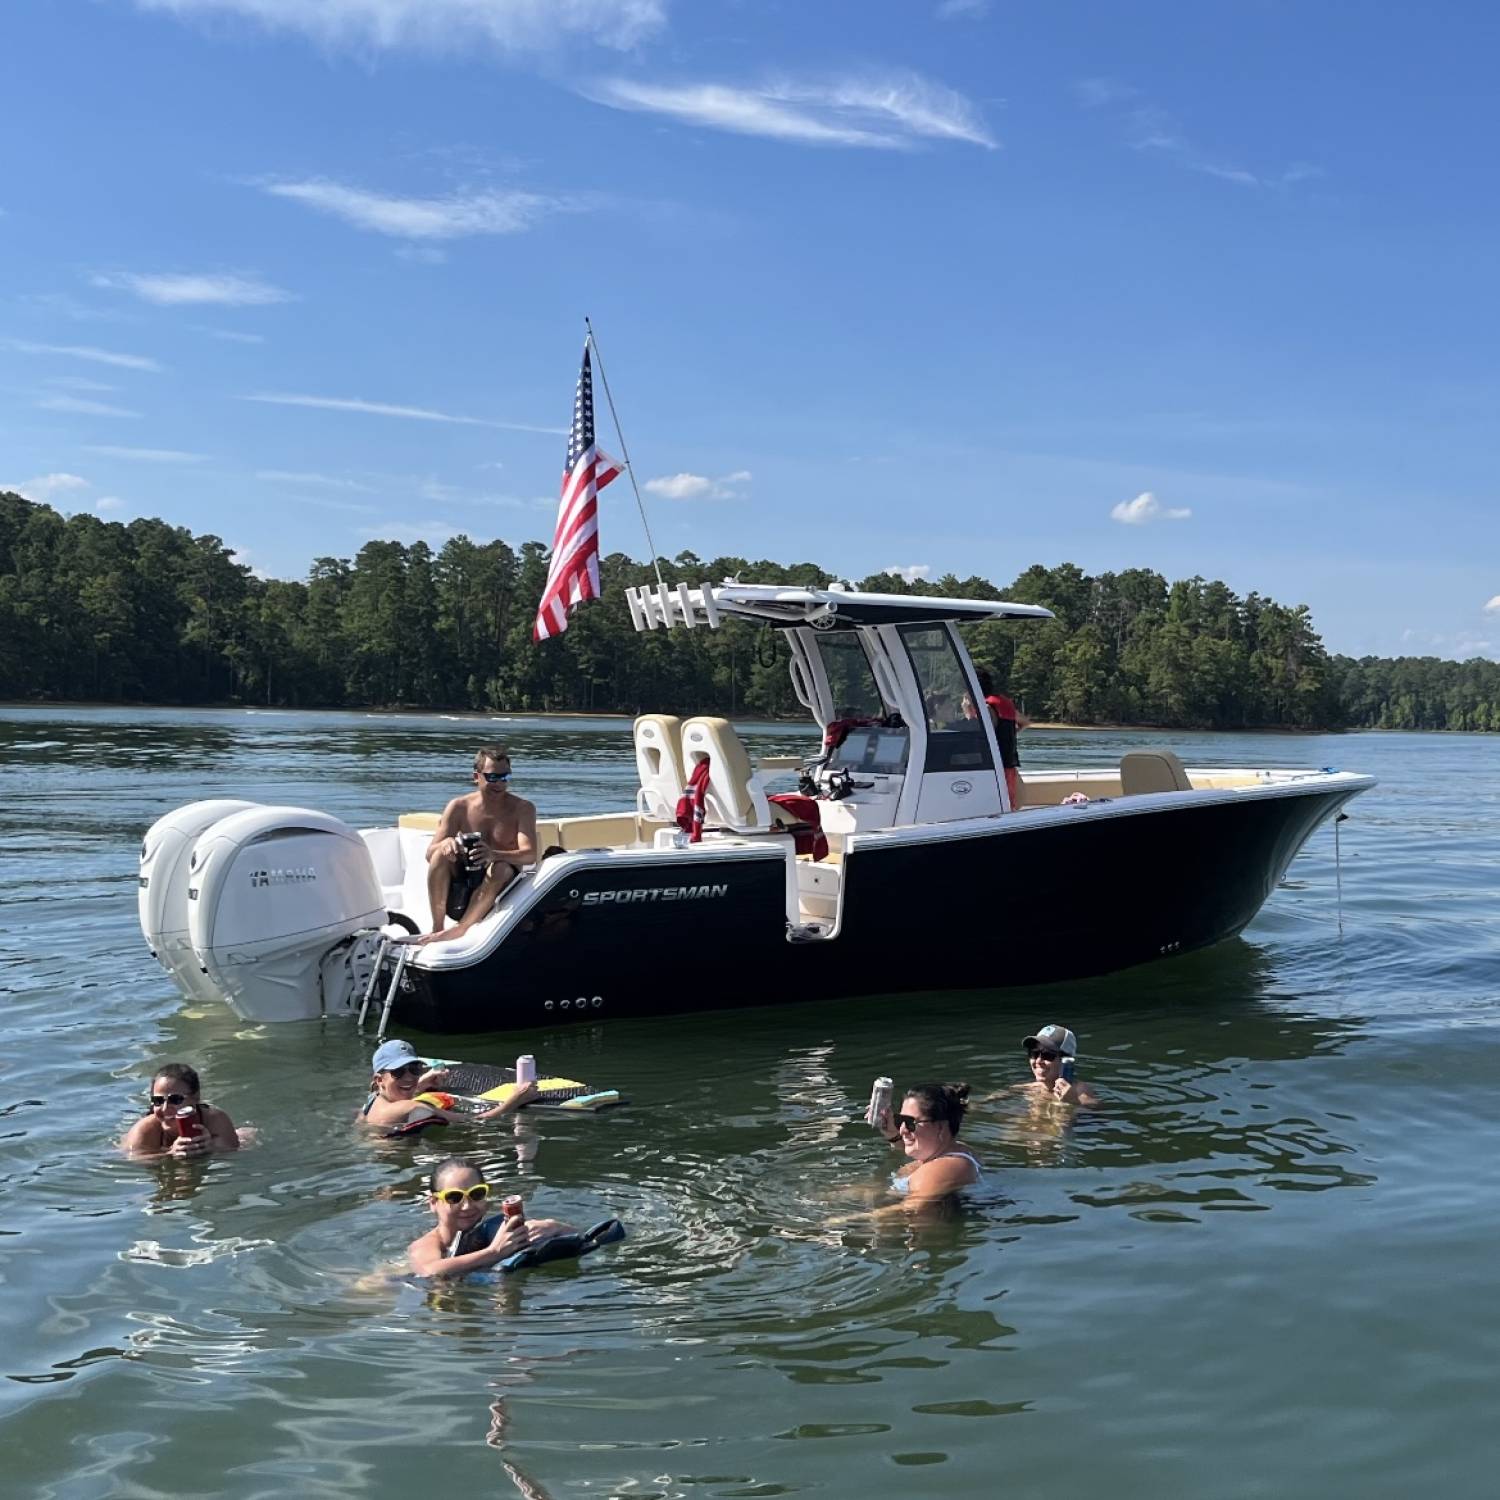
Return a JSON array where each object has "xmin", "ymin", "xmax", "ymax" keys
[
  {"xmin": 818, "ymin": 631, "xmax": 889, "ymax": 721},
  {"xmin": 899, "ymin": 625, "xmax": 994, "ymax": 773}
]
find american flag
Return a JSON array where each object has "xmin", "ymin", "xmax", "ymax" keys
[{"xmin": 533, "ymin": 343, "xmax": 622, "ymax": 641}]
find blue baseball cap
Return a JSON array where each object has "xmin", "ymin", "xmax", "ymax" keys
[{"xmin": 372, "ymin": 1038, "xmax": 420, "ymax": 1072}]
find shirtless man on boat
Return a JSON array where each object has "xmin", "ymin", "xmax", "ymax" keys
[{"xmin": 419, "ymin": 745, "xmax": 537, "ymax": 945}]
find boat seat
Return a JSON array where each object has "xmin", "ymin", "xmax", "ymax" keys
[
  {"xmin": 634, "ymin": 714, "xmax": 686, "ymax": 822},
  {"xmin": 680, "ymin": 716, "xmax": 772, "ymax": 833},
  {"xmin": 1120, "ymin": 749, "xmax": 1193, "ymax": 795}
]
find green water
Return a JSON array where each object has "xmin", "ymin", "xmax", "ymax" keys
[{"xmin": 2, "ymin": 708, "xmax": 1498, "ymax": 1497}]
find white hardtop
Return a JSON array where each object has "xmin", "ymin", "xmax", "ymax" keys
[{"xmin": 625, "ymin": 579, "xmax": 1055, "ymax": 632}]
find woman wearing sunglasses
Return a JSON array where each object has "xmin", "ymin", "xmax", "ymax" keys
[
  {"xmin": 881, "ymin": 1082, "xmax": 983, "ymax": 1199},
  {"xmin": 408, "ymin": 1157, "xmax": 575, "ymax": 1278},
  {"xmin": 359, "ymin": 1038, "xmax": 537, "ymax": 1131},
  {"xmin": 120, "ymin": 1061, "xmax": 242, "ymax": 1156}
]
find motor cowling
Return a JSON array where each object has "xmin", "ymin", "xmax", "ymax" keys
[
  {"xmin": 139, "ymin": 799, "xmax": 262, "ymax": 1009},
  {"xmin": 186, "ymin": 806, "xmax": 387, "ymax": 1022}
]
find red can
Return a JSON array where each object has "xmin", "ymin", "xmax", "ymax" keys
[
  {"xmin": 174, "ymin": 1105, "xmax": 200, "ymax": 1142},
  {"xmin": 501, "ymin": 1194, "xmax": 524, "ymax": 1219}
]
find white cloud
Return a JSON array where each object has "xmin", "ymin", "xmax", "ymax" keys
[
  {"xmin": 1483, "ymin": 595, "xmax": 1500, "ymax": 615},
  {"xmin": 91, "ymin": 270, "xmax": 293, "ymax": 306},
  {"xmin": 193, "ymin": 325, "xmax": 267, "ymax": 344},
  {"xmin": 586, "ymin": 71, "xmax": 996, "ymax": 150},
  {"xmin": 84, "ymin": 445, "xmax": 206, "ymax": 462},
  {"xmin": 135, "ymin": 0, "xmax": 664, "ymax": 54},
  {"xmin": 1110, "ymin": 491, "xmax": 1192, "ymax": 525},
  {"xmin": 46, "ymin": 375, "xmax": 117, "ymax": 392},
  {"xmin": 1077, "ymin": 78, "xmax": 1319, "ymax": 190},
  {"xmin": 643, "ymin": 469, "xmax": 752, "ymax": 501},
  {"xmin": 256, "ymin": 469, "xmax": 373, "ymax": 491},
  {"xmin": 95, "ymin": 496, "xmax": 125, "ymax": 513},
  {"xmin": 936, "ymin": 0, "xmax": 989, "ymax": 19},
  {"xmin": 7, "ymin": 472, "xmax": 90, "ymax": 501},
  {"xmin": 883, "ymin": 564, "xmax": 932, "ymax": 583},
  {"xmin": 259, "ymin": 179, "xmax": 582, "ymax": 240},
  {"xmin": 6, "ymin": 339, "xmax": 162, "ymax": 371},
  {"xmin": 36, "ymin": 395, "xmax": 141, "ymax": 417},
  {"xmin": 243, "ymin": 391, "xmax": 560, "ymax": 431}
]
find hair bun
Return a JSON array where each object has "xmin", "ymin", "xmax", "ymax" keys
[{"xmin": 947, "ymin": 1082, "xmax": 971, "ymax": 1103}]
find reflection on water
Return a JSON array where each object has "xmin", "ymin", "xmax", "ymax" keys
[{"xmin": 2, "ymin": 710, "xmax": 1499, "ymax": 1496}]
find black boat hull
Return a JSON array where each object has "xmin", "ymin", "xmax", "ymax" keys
[{"xmin": 390, "ymin": 784, "xmax": 1356, "ymax": 1033}]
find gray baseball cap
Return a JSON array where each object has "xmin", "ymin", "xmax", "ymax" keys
[{"xmin": 1023, "ymin": 1024, "xmax": 1078, "ymax": 1056}]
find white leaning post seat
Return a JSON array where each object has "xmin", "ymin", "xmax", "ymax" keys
[
  {"xmin": 680, "ymin": 716, "xmax": 772, "ymax": 833},
  {"xmin": 634, "ymin": 714, "xmax": 686, "ymax": 821},
  {"xmin": 1120, "ymin": 749, "xmax": 1193, "ymax": 795}
]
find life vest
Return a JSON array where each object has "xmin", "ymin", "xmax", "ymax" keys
[
  {"xmin": 768, "ymin": 792, "xmax": 828, "ymax": 861},
  {"xmin": 675, "ymin": 757, "xmax": 711, "ymax": 843}
]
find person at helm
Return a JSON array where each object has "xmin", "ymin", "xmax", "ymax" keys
[{"xmin": 1022, "ymin": 1024, "xmax": 1098, "ymax": 1106}]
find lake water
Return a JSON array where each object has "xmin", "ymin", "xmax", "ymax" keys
[{"xmin": 2, "ymin": 707, "xmax": 1497, "ymax": 1498}]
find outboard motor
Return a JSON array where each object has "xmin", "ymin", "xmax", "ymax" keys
[
  {"xmin": 185, "ymin": 806, "xmax": 387, "ymax": 1022},
  {"xmin": 140, "ymin": 799, "xmax": 261, "ymax": 1008}
]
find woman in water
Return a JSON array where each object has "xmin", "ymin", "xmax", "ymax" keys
[
  {"xmin": 359, "ymin": 1038, "xmax": 537, "ymax": 1131},
  {"xmin": 878, "ymin": 1082, "xmax": 982, "ymax": 1199},
  {"xmin": 120, "ymin": 1061, "xmax": 241, "ymax": 1156},
  {"xmin": 408, "ymin": 1157, "xmax": 575, "ymax": 1278}
]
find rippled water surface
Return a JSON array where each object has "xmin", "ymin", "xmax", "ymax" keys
[{"xmin": 2, "ymin": 708, "xmax": 1498, "ymax": 1497}]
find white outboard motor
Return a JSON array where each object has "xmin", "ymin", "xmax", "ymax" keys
[
  {"xmin": 186, "ymin": 806, "xmax": 388, "ymax": 1022},
  {"xmin": 140, "ymin": 799, "xmax": 261, "ymax": 1009}
]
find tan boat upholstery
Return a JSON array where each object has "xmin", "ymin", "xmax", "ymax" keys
[
  {"xmin": 1120, "ymin": 749, "xmax": 1193, "ymax": 795},
  {"xmin": 633, "ymin": 714, "xmax": 686, "ymax": 821},
  {"xmin": 680, "ymin": 716, "xmax": 771, "ymax": 832}
]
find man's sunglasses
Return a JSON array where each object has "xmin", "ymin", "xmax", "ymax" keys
[
  {"xmin": 150, "ymin": 1092, "xmax": 190, "ymax": 1108},
  {"xmin": 896, "ymin": 1113, "xmax": 931, "ymax": 1132},
  {"xmin": 1029, "ymin": 1048, "xmax": 1061, "ymax": 1063},
  {"xmin": 384, "ymin": 1062, "xmax": 424, "ymax": 1079},
  {"xmin": 480, "ymin": 771, "xmax": 511, "ymax": 784},
  {"xmin": 434, "ymin": 1183, "xmax": 492, "ymax": 1206}
]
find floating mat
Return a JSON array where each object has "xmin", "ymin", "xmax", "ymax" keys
[{"xmin": 434, "ymin": 1060, "xmax": 625, "ymax": 1113}]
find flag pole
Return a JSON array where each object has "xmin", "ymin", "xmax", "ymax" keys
[{"xmin": 584, "ymin": 316, "xmax": 666, "ymax": 591}]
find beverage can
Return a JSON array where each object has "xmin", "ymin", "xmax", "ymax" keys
[
  {"xmin": 515, "ymin": 1054, "xmax": 538, "ymax": 1086},
  {"xmin": 501, "ymin": 1194, "xmax": 525, "ymax": 1219},
  {"xmin": 174, "ymin": 1105, "xmax": 200, "ymax": 1141},
  {"xmin": 866, "ymin": 1075, "xmax": 893, "ymax": 1128}
]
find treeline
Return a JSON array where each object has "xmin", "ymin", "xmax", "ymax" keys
[{"xmin": 2, "ymin": 489, "xmax": 1497, "ymax": 731}]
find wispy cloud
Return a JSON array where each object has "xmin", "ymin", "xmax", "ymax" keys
[
  {"xmin": 1076, "ymin": 77, "xmax": 1320, "ymax": 189},
  {"xmin": 91, "ymin": 270, "xmax": 294, "ymax": 306},
  {"xmin": 36, "ymin": 394, "xmax": 141, "ymax": 417},
  {"xmin": 586, "ymin": 71, "xmax": 996, "ymax": 150},
  {"xmin": 883, "ymin": 563, "xmax": 932, "ymax": 583},
  {"xmin": 6, "ymin": 339, "xmax": 162, "ymax": 371},
  {"xmin": 6, "ymin": 472, "xmax": 89, "ymax": 501},
  {"xmin": 95, "ymin": 496, "xmax": 125, "ymax": 513},
  {"xmin": 84, "ymin": 445, "xmax": 206, "ymax": 462},
  {"xmin": 135, "ymin": 0, "xmax": 665, "ymax": 54},
  {"xmin": 643, "ymin": 469, "xmax": 752, "ymax": 501},
  {"xmin": 46, "ymin": 375, "xmax": 117, "ymax": 392},
  {"xmin": 1110, "ymin": 491, "xmax": 1192, "ymax": 525},
  {"xmin": 193, "ymin": 325, "xmax": 267, "ymax": 344},
  {"xmin": 256, "ymin": 469, "xmax": 374, "ymax": 491},
  {"xmin": 936, "ymin": 0, "xmax": 989, "ymax": 17},
  {"xmin": 258, "ymin": 179, "xmax": 583, "ymax": 240},
  {"xmin": 1484, "ymin": 595, "xmax": 1500, "ymax": 615},
  {"xmin": 16, "ymin": 292, "xmax": 137, "ymax": 323},
  {"xmin": 243, "ymin": 392, "xmax": 561, "ymax": 431}
]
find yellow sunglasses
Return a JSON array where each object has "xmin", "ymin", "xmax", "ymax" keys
[{"xmin": 434, "ymin": 1182, "xmax": 491, "ymax": 1206}]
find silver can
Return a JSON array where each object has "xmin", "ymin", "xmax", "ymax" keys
[{"xmin": 866, "ymin": 1075, "xmax": 894, "ymax": 1128}]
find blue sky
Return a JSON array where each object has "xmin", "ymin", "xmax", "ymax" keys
[{"xmin": 3, "ymin": 0, "xmax": 1497, "ymax": 660}]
